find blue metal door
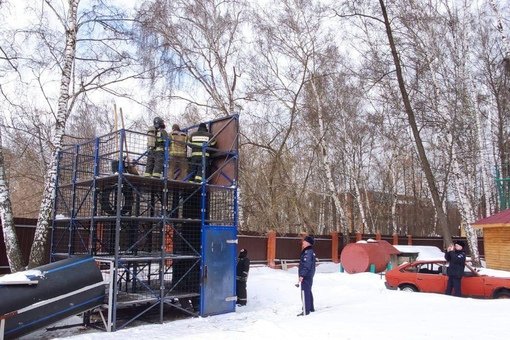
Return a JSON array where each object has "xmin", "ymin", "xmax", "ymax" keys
[{"xmin": 201, "ymin": 226, "xmax": 237, "ymax": 316}]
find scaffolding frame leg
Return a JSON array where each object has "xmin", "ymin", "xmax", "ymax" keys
[{"xmin": 1, "ymin": 318, "xmax": 5, "ymax": 340}]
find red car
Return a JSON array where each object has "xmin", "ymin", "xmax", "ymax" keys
[{"xmin": 385, "ymin": 260, "xmax": 510, "ymax": 298}]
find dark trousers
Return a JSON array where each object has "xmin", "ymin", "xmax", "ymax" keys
[
  {"xmin": 445, "ymin": 276, "xmax": 462, "ymax": 297},
  {"xmin": 189, "ymin": 156, "xmax": 210, "ymax": 182},
  {"xmin": 145, "ymin": 149, "xmax": 164, "ymax": 177},
  {"xmin": 236, "ymin": 279, "xmax": 247, "ymax": 305},
  {"xmin": 301, "ymin": 277, "xmax": 314, "ymax": 314}
]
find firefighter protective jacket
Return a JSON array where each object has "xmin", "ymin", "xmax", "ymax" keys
[{"xmin": 189, "ymin": 129, "xmax": 216, "ymax": 157}]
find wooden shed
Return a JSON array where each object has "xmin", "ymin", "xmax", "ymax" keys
[{"xmin": 472, "ymin": 209, "xmax": 510, "ymax": 271}]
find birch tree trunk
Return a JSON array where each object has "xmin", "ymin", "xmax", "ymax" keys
[
  {"xmin": 309, "ymin": 76, "xmax": 350, "ymax": 243},
  {"xmin": 457, "ymin": 9, "xmax": 494, "ymax": 218},
  {"xmin": 450, "ymin": 147, "xmax": 481, "ymax": 265},
  {"xmin": 28, "ymin": 0, "xmax": 80, "ymax": 268},
  {"xmin": 0, "ymin": 128, "xmax": 24, "ymax": 272},
  {"xmin": 474, "ymin": 108, "xmax": 493, "ymax": 217},
  {"xmin": 390, "ymin": 162, "xmax": 399, "ymax": 235},
  {"xmin": 391, "ymin": 194, "xmax": 398, "ymax": 234},
  {"xmin": 353, "ymin": 180, "xmax": 368, "ymax": 234},
  {"xmin": 442, "ymin": 2, "xmax": 483, "ymax": 261}
]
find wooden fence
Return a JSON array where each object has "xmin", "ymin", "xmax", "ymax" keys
[
  {"xmin": 0, "ymin": 218, "xmax": 39, "ymax": 274},
  {"xmin": 1, "ymin": 221, "xmax": 483, "ymax": 273},
  {"xmin": 239, "ymin": 231, "xmax": 484, "ymax": 268}
]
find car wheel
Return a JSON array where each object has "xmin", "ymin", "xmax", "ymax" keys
[
  {"xmin": 495, "ymin": 289, "xmax": 510, "ymax": 299},
  {"xmin": 399, "ymin": 284, "xmax": 418, "ymax": 292}
]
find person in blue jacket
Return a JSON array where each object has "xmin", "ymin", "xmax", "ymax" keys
[
  {"xmin": 444, "ymin": 240, "xmax": 466, "ymax": 297},
  {"xmin": 297, "ymin": 235, "xmax": 316, "ymax": 316}
]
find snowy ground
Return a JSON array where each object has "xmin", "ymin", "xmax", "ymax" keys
[{"xmin": 14, "ymin": 261, "xmax": 510, "ymax": 340}]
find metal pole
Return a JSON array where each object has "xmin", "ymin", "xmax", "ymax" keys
[
  {"xmin": 50, "ymin": 150, "xmax": 63, "ymax": 262},
  {"xmin": 112, "ymin": 130, "xmax": 125, "ymax": 331},
  {"xmin": 160, "ymin": 138, "xmax": 170, "ymax": 322},
  {"xmin": 0, "ymin": 318, "xmax": 5, "ymax": 340},
  {"xmin": 108, "ymin": 260, "xmax": 114, "ymax": 332},
  {"xmin": 89, "ymin": 137, "xmax": 100, "ymax": 255},
  {"xmin": 68, "ymin": 144, "xmax": 80, "ymax": 256}
]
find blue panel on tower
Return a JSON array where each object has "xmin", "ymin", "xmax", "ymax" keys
[{"xmin": 201, "ymin": 226, "xmax": 237, "ymax": 316}]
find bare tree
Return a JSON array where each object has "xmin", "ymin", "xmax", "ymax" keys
[
  {"xmin": 0, "ymin": 124, "xmax": 23, "ymax": 272},
  {"xmin": 375, "ymin": 0, "xmax": 452, "ymax": 245},
  {"xmin": 0, "ymin": 1, "xmax": 24, "ymax": 273},
  {"xmin": 136, "ymin": 0, "xmax": 246, "ymax": 116},
  {"xmin": 27, "ymin": 0, "xmax": 81, "ymax": 267},
  {"xmin": 24, "ymin": 0, "xmax": 143, "ymax": 267}
]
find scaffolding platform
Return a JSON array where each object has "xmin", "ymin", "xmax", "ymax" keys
[{"xmin": 50, "ymin": 115, "xmax": 239, "ymax": 332}]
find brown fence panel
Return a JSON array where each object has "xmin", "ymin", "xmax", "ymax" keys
[
  {"xmin": 2, "ymin": 226, "xmax": 485, "ymax": 274},
  {"xmin": 0, "ymin": 218, "xmax": 38, "ymax": 274},
  {"xmin": 275, "ymin": 236, "xmax": 301, "ymax": 261},
  {"xmin": 312, "ymin": 235, "xmax": 332, "ymax": 260},
  {"xmin": 411, "ymin": 236, "xmax": 446, "ymax": 249},
  {"xmin": 238, "ymin": 234, "xmax": 267, "ymax": 264}
]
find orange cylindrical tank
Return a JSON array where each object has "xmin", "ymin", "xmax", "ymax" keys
[{"xmin": 340, "ymin": 243, "xmax": 390, "ymax": 274}]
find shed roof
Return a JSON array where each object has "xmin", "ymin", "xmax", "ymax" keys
[{"xmin": 472, "ymin": 208, "xmax": 510, "ymax": 229}]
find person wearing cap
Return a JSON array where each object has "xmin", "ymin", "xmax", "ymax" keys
[
  {"xmin": 444, "ymin": 240, "xmax": 466, "ymax": 297},
  {"xmin": 188, "ymin": 122, "xmax": 216, "ymax": 183},
  {"xmin": 297, "ymin": 235, "xmax": 316, "ymax": 316},
  {"xmin": 144, "ymin": 116, "xmax": 168, "ymax": 178},
  {"xmin": 236, "ymin": 248, "xmax": 250, "ymax": 306}
]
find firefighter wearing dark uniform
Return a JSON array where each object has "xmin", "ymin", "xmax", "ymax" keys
[
  {"xmin": 144, "ymin": 116, "xmax": 168, "ymax": 178},
  {"xmin": 298, "ymin": 235, "xmax": 316, "ymax": 316},
  {"xmin": 236, "ymin": 248, "xmax": 250, "ymax": 306},
  {"xmin": 188, "ymin": 122, "xmax": 216, "ymax": 183}
]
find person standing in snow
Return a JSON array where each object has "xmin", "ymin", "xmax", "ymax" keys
[
  {"xmin": 236, "ymin": 248, "xmax": 250, "ymax": 306},
  {"xmin": 444, "ymin": 240, "xmax": 466, "ymax": 297},
  {"xmin": 297, "ymin": 235, "xmax": 316, "ymax": 316}
]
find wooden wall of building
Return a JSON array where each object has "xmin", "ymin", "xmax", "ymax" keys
[{"xmin": 483, "ymin": 227, "xmax": 510, "ymax": 271}]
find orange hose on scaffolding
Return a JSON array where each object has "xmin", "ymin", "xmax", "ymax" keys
[
  {"xmin": 165, "ymin": 224, "xmax": 173, "ymax": 267},
  {"xmin": 96, "ymin": 223, "xmax": 104, "ymax": 253}
]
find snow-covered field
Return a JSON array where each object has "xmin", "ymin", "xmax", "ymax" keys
[{"xmin": 14, "ymin": 261, "xmax": 509, "ymax": 340}]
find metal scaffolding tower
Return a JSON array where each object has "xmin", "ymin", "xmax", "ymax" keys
[{"xmin": 50, "ymin": 115, "xmax": 239, "ymax": 331}]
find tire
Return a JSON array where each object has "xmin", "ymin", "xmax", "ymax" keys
[
  {"xmin": 99, "ymin": 184, "xmax": 133, "ymax": 216},
  {"xmin": 399, "ymin": 284, "xmax": 418, "ymax": 292},
  {"xmin": 494, "ymin": 289, "xmax": 510, "ymax": 299}
]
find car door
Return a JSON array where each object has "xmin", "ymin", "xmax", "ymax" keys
[
  {"xmin": 415, "ymin": 264, "xmax": 447, "ymax": 293},
  {"xmin": 461, "ymin": 266, "xmax": 485, "ymax": 298}
]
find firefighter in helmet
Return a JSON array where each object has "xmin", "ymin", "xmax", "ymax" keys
[
  {"xmin": 168, "ymin": 123, "xmax": 188, "ymax": 180},
  {"xmin": 188, "ymin": 122, "xmax": 216, "ymax": 183},
  {"xmin": 144, "ymin": 116, "xmax": 168, "ymax": 178}
]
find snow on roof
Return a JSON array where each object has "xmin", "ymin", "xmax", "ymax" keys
[{"xmin": 394, "ymin": 245, "xmax": 445, "ymax": 260}]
